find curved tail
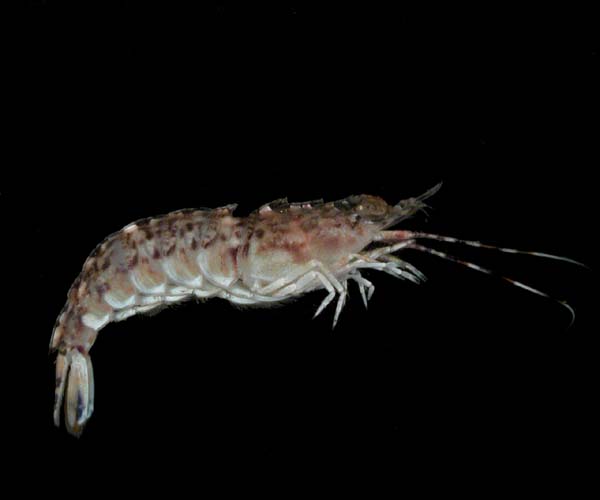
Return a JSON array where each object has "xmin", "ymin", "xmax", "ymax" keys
[{"xmin": 54, "ymin": 348, "xmax": 94, "ymax": 437}]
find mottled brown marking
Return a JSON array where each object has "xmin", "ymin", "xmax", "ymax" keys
[
  {"xmin": 259, "ymin": 240, "xmax": 308, "ymax": 264},
  {"xmin": 229, "ymin": 247, "xmax": 238, "ymax": 274},
  {"xmin": 95, "ymin": 283, "xmax": 110, "ymax": 296},
  {"xmin": 300, "ymin": 216, "xmax": 319, "ymax": 231},
  {"xmin": 53, "ymin": 192, "xmax": 399, "ymax": 364},
  {"xmin": 269, "ymin": 222, "xmax": 288, "ymax": 234},
  {"xmin": 241, "ymin": 242, "xmax": 250, "ymax": 258}
]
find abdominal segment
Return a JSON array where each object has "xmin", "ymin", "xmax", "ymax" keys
[{"xmin": 52, "ymin": 207, "xmax": 239, "ymax": 351}]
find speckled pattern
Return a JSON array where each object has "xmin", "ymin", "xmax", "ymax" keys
[{"xmin": 56, "ymin": 184, "xmax": 580, "ymax": 437}]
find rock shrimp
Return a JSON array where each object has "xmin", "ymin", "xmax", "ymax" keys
[{"xmin": 50, "ymin": 183, "xmax": 583, "ymax": 436}]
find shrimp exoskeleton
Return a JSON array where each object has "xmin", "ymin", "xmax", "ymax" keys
[{"xmin": 50, "ymin": 184, "xmax": 584, "ymax": 436}]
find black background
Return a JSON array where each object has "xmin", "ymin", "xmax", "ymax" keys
[{"xmin": 5, "ymin": 2, "xmax": 596, "ymax": 491}]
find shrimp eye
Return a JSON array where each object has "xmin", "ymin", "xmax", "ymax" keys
[
  {"xmin": 334, "ymin": 195, "xmax": 390, "ymax": 221},
  {"xmin": 356, "ymin": 195, "xmax": 389, "ymax": 218}
]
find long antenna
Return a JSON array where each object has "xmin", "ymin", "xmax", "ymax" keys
[
  {"xmin": 376, "ymin": 230, "xmax": 588, "ymax": 269},
  {"xmin": 405, "ymin": 243, "xmax": 576, "ymax": 328},
  {"xmin": 409, "ymin": 231, "xmax": 589, "ymax": 269}
]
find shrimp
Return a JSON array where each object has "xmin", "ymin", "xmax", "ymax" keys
[{"xmin": 50, "ymin": 183, "xmax": 584, "ymax": 436}]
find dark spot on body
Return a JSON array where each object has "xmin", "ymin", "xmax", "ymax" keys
[
  {"xmin": 229, "ymin": 248, "xmax": 238, "ymax": 273},
  {"xmin": 72, "ymin": 276, "xmax": 82, "ymax": 290},
  {"xmin": 153, "ymin": 248, "xmax": 161, "ymax": 259},
  {"xmin": 301, "ymin": 217, "xmax": 319, "ymax": 231},
  {"xmin": 144, "ymin": 229, "xmax": 154, "ymax": 240},
  {"xmin": 101, "ymin": 259, "xmax": 111, "ymax": 271},
  {"xmin": 191, "ymin": 239, "xmax": 198, "ymax": 250},
  {"xmin": 255, "ymin": 228, "xmax": 265, "ymax": 239},
  {"xmin": 269, "ymin": 222, "xmax": 288, "ymax": 233},
  {"xmin": 241, "ymin": 242, "xmax": 250, "ymax": 257},
  {"xmin": 220, "ymin": 233, "xmax": 227, "ymax": 241},
  {"xmin": 166, "ymin": 245, "xmax": 176, "ymax": 256},
  {"xmin": 186, "ymin": 222, "xmax": 193, "ymax": 231},
  {"xmin": 129, "ymin": 255, "xmax": 139, "ymax": 268},
  {"xmin": 201, "ymin": 229, "xmax": 217, "ymax": 248}
]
